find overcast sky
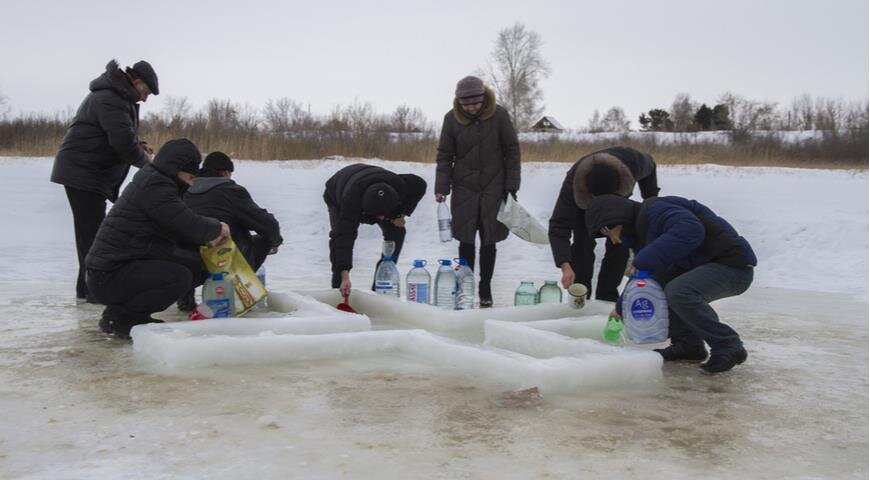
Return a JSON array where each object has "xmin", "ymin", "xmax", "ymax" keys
[{"xmin": 1, "ymin": 0, "xmax": 867, "ymax": 129}]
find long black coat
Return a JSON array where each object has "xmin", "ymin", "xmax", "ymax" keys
[
  {"xmin": 51, "ymin": 60, "xmax": 149, "ymax": 202},
  {"xmin": 548, "ymin": 146, "xmax": 659, "ymax": 267},
  {"xmin": 323, "ymin": 163, "xmax": 426, "ymax": 274},
  {"xmin": 85, "ymin": 139, "xmax": 222, "ymax": 272},
  {"xmin": 435, "ymin": 87, "xmax": 521, "ymax": 245},
  {"xmin": 184, "ymin": 176, "xmax": 283, "ymax": 254}
]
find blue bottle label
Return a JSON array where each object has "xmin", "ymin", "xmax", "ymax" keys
[
  {"xmin": 630, "ymin": 297, "xmax": 655, "ymax": 321},
  {"xmin": 206, "ymin": 299, "xmax": 231, "ymax": 318},
  {"xmin": 375, "ymin": 281, "xmax": 394, "ymax": 294}
]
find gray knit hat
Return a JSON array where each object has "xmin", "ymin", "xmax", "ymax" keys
[{"xmin": 455, "ymin": 75, "xmax": 485, "ymax": 104}]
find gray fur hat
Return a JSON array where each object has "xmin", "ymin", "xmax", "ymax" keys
[{"xmin": 455, "ymin": 75, "xmax": 485, "ymax": 104}]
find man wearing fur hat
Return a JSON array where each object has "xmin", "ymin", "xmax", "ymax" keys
[
  {"xmin": 323, "ymin": 163, "xmax": 427, "ymax": 297},
  {"xmin": 435, "ymin": 75, "xmax": 521, "ymax": 307},
  {"xmin": 51, "ymin": 59, "xmax": 160, "ymax": 303},
  {"xmin": 548, "ymin": 146, "xmax": 659, "ymax": 301}
]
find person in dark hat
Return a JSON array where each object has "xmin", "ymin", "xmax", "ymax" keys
[
  {"xmin": 548, "ymin": 146, "xmax": 659, "ymax": 301},
  {"xmin": 435, "ymin": 75, "xmax": 521, "ymax": 307},
  {"xmin": 51, "ymin": 59, "xmax": 160, "ymax": 303},
  {"xmin": 585, "ymin": 193, "xmax": 756, "ymax": 374},
  {"xmin": 85, "ymin": 139, "xmax": 229, "ymax": 339},
  {"xmin": 179, "ymin": 152, "xmax": 283, "ymax": 310},
  {"xmin": 323, "ymin": 163, "xmax": 427, "ymax": 296}
]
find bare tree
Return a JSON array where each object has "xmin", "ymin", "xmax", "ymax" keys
[
  {"xmin": 0, "ymin": 88, "xmax": 10, "ymax": 119},
  {"xmin": 389, "ymin": 104, "xmax": 430, "ymax": 133},
  {"xmin": 601, "ymin": 106, "xmax": 631, "ymax": 132},
  {"xmin": 717, "ymin": 92, "xmax": 777, "ymax": 134},
  {"xmin": 585, "ymin": 109, "xmax": 603, "ymax": 133},
  {"xmin": 670, "ymin": 93, "xmax": 696, "ymax": 132},
  {"xmin": 483, "ymin": 22, "xmax": 551, "ymax": 130},
  {"xmin": 263, "ymin": 97, "xmax": 317, "ymax": 133},
  {"xmin": 159, "ymin": 96, "xmax": 192, "ymax": 128}
]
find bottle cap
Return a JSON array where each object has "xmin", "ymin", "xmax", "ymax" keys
[
  {"xmin": 453, "ymin": 258, "xmax": 468, "ymax": 266},
  {"xmin": 212, "ymin": 272, "xmax": 224, "ymax": 281},
  {"xmin": 635, "ymin": 270, "xmax": 651, "ymax": 279},
  {"xmin": 413, "ymin": 259, "xmax": 427, "ymax": 268},
  {"xmin": 439, "ymin": 259, "xmax": 452, "ymax": 266}
]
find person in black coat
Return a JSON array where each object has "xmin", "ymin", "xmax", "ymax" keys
[
  {"xmin": 86, "ymin": 139, "xmax": 229, "ymax": 339},
  {"xmin": 548, "ymin": 146, "xmax": 659, "ymax": 301},
  {"xmin": 324, "ymin": 164, "xmax": 427, "ymax": 296},
  {"xmin": 51, "ymin": 59, "xmax": 159, "ymax": 302},
  {"xmin": 586, "ymin": 194, "xmax": 757, "ymax": 374}
]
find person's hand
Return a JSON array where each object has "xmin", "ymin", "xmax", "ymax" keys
[
  {"xmin": 559, "ymin": 262, "xmax": 575, "ymax": 289},
  {"xmin": 207, "ymin": 222, "xmax": 230, "ymax": 247},
  {"xmin": 435, "ymin": 193, "xmax": 446, "ymax": 203},
  {"xmin": 140, "ymin": 141, "xmax": 154, "ymax": 155},
  {"xmin": 609, "ymin": 309, "xmax": 622, "ymax": 320},
  {"xmin": 339, "ymin": 271, "xmax": 351, "ymax": 297},
  {"xmin": 627, "ymin": 264, "xmax": 638, "ymax": 277},
  {"xmin": 391, "ymin": 215, "xmax": 406, "ymax": 228},
  {"xmin": 268, "ymin": 244, "xmax": 280, "ymax": 255}
]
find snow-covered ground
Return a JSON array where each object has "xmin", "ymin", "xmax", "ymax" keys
[{"xmin": 0, "ymin": 157, "xmax": 866, "ymax": 479}]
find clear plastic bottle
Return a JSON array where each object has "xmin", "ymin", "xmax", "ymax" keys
[
  {"xmin": 374, "ymin": 257, "xmax": 400, "ymax": 298},
  {"xmin": 253, "ymin": 265, "xmax": 267, "ymax": 310},
  {"xmin": 434, "ymin": 259, "xmax": 458, "ymax": 309},
  {"xmin": 538, "ymin": 280, "xmax": 562, "ymax": 304},
  {"xmin": 406, "ymin": 259, "xmax": 431, "ymax": 304},
  {"xmin": 437, "ymin": 202, "xmax": 452, "ymax": 242},
  {"xmin": 621, "ymin": 270, "xmax": 669, "ymax": 344},
  {"xmin": 453, "ymin": 258, "xmax": 475, "ymax": 310},
  {"xmin": 514, "ymin": 281, "xmax": 538, "ymax": 306},
  {"xmin": 202, "ymin": 272, "xmax": 234, "ymax": 318}
]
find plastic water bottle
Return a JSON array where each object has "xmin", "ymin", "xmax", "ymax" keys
[
  {"xmin": 202, "ymin": 272, "xmax": 234, "ymax": 318},
  {"xmin": 514, "ymin": 281, "xmax": 538, "ymax": 306},
  {"xmin": 406, "ymin": 259, "xmax": 431, "ymax": 304},
  {"xmin": 603, "ymin": 316, "xmax": 624, "ymax": 343},
  {"xmin": 621, "ymin": 270, "xmax": 669, "ymax": 344},
  {"xmin": 453, "ymin": 258, "xmax": 475, "ymax": 310},
  {"xmin": 253, "ymin": 265, "xmax": 267, "ymax": 310},
  {"xmin": 437, "ymin": 201, "xmax": 452, "ymax": 242},
  {"xmin": 538, "ymin": 280, "xmax": 562, "ymax": 304},
  {"xmin": 434, "ymin": 259, "xmax": 458, "ymax": 309},
  {"xmin": 374, "ymin": 247, "xmax": 400, "ymax": 298}
]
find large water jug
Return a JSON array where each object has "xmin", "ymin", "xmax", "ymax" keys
[
  {"xmin": 406, "ymin": 259, "xmax": 431, "ymax": 304},
  {"xmin": 538, "ymin": 280, "xmax": 562, "ymax": 304},
  {"xmin": 437, "ymin": 202, "xmax": 452, "ymax": 242},
  {"xmin": 621, "ymin": 271, "xmax": 669, "ymax": 344},
  {"xmin": 434, "ymin": 259, "xmax": 458, "ymax": 309},
  {"xmin": 253, "ymin": 264, "xmax": 268, "ymax": 310},
  {"xmin": 453, "ymin": 258, "xmax": 475, "ymax": 310},
  {"xmin": 514, "ymin": 281, "xmax": 538, "ymax": 306},
  {"xmin": 374, "ymin": 260, "xmax": 400, "ymax": 299},
  {"xmin": 202, "ymin": 272, "xmax": 234, "ymax": 318}
]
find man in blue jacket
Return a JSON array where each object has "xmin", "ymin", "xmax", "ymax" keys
[{"xmin": 585, "ymin": 194, "xmax": 757, "ymax": 374}]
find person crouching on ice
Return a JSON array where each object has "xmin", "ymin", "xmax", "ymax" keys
[
  {"xmin": 323, "ymin": 164, "xmax": 427, "ymax": 297},
  {"xmin": 85, "ymin": 139, "xmax": 230, "ymax": 339},
  {"xmin": 585, "ymin": 194, "xmax": 757, "ymax": 374}
]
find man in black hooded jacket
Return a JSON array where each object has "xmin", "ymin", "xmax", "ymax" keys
[
  {"xmin": 51, "ymin": 59, "xmax": 159, "ymax": 303},
  {"xmin": 548, "ymin": 146, "xmax": 659, "ymax": 301},
  {"xmin": 323, "ymin": 164, "xmax": 427, "ymax": 296},
  {"xmin": 86, "ymin": 139, "xmax": 229, "ymax": 339}
]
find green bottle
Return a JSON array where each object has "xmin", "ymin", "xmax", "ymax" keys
[{"xmin": 603, "ymin": 316, "xmax": 624, "ymax": 343}]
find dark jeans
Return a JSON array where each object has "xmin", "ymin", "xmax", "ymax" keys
[
  {"xmin": 326, "ymin": 204, "xmax": 406, "ymax": 289},
  {"xmin": 64, "ymin": 186, "xmax": 106, "ymax": 299},
  {"xmin": 664, "ymin": 263, "xmax": 754, "ymax": 354},
  {"xmin": 86, "ymin": 259, "xmax": 192, "ymax": 322},
  {"xmin": 571, "ymin": 209, "xmax": 629, "ymax": 301},
  {"xmin": 240, "ymin": 234, "xmax": 272, "ymax": 272}
]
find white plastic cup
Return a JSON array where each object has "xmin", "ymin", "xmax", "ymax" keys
[{"xmin": 567, "ymin": 283, "xmax": 588, "ymax": 309}]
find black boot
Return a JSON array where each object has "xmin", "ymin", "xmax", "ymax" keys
[
  {"xmin": 176, "ymin": 289, "xmax": 196, "ymax": 312},
  {"xmin": 479, "ymin": 281, "xmax": 493, "ymax": 308},
  {"xmin": 700, "ymin": 347, "xmax": 748, "ymax": 374},
  {"xmin": 654, "ymin": 342, "xmax": 708, "ymax": 362}
]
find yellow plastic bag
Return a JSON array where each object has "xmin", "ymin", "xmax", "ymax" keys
[{"xmin": 200, "ymin": 239, "xmax": 267, "ymax": 316}]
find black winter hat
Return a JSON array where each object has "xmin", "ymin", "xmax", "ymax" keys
[
  {"xmin": 362, "ymin": 183, "xmax": 400, "ymax": 216},
  {"xmin": 585, "ymin": 194, "xmax": 640, "ymax": 238},
  {"xmin": 586, "ymin": 163, "xmax": 620, "ymax": 196},
  {"xmin": 129, "ymin": 60, "xmax": 159, "ymax": 95},
  {"xmin": 203, "ymin": 151, "xmax": 234, "ymax": 172}
]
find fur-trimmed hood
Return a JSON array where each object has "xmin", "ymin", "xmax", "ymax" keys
[
  {"xmin": 573, "ymin": 152, "xmax": 636, "ymax": 209},
  {"xmin": 89, "ymin": 60, "xmax": 139, "ymax": 103},
  {"xmin": 452, "ymin": 86, "xmax": 498, "ymax": 125}
]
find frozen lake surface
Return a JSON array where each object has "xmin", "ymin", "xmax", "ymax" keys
[{"xmin": 0, "ymin": 157, "xmax": 866, "ymax": 478}]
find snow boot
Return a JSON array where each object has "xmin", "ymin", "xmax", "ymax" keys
[
  {"xmin": 700, "ymin": 347, "xmax": 748, "ymax": 374},
  {"xmin": 654, "ymin": 342, "xmax": 708, "ymax": 362},
  {"xmin": 479, "ymin": 281, "xmax": 493, "ymax": 308},
  {"xmin": 176, "ymin": 289, "xmax": 196, "ymax": 312}
]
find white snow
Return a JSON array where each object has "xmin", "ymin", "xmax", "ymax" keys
[{"xmin": 0, "ymin": 156, "xmax": 866, "ymax": 479}]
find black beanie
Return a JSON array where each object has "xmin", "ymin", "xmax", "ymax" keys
[
  {"xmin": 586, "ymin": 163, "xmax": 620, "ymax": 197},
  {"xmin": 362, "ymin": 183, "xmax": 399, "ymax": 216},
  {"xmin": 203, "ymin": 151, "xmax": 234, "ymax": 172}
]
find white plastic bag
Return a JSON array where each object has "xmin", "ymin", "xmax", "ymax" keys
[{"xmin": 496, "ymin": 196, "xmax": 549, "ymax": 244}]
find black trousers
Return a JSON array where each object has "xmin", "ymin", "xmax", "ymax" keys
[
  {"xmin": 87, "ymin": 259, "xmax": 192, "ymax": 322},
  {"xmin": 572, "ymin": 209, "xmax": 629, "ymax": 301},
  {"xmin": 64, "ymin": 186, "xmax": 106, "ymax": 299},
  {"xmin": 326, "ymin": 205, "xmax": 406, "ymax": 288},
  {"xmin": 457, "ymin": 217, "xmax": 498, "ymax": 300},
  {"xmin": 239, "ymin": 234, "xmax": 272, "ymax": 272}
]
